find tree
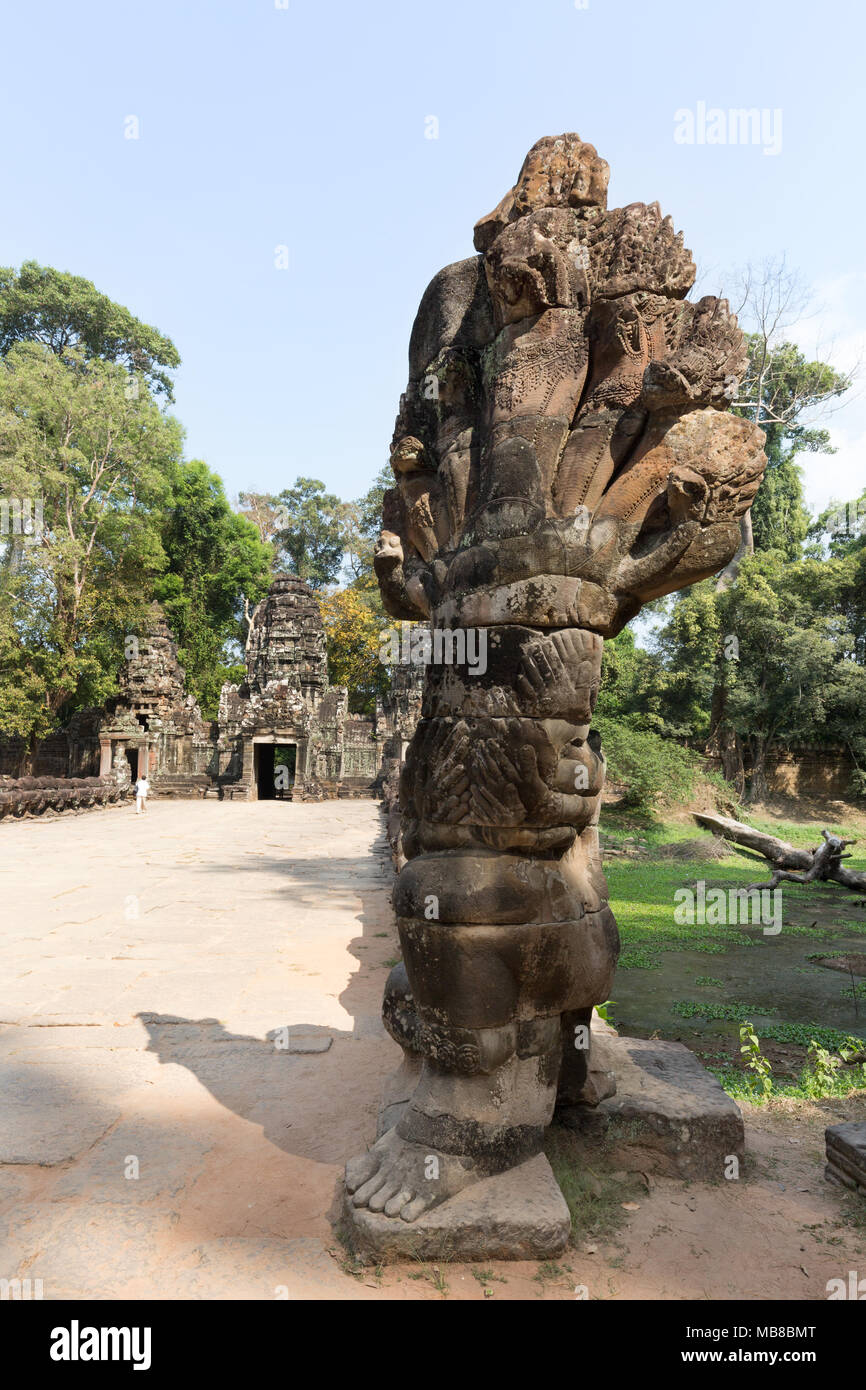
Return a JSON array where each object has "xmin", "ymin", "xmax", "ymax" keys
[
  {"xmin": 239, "ymin": 478, "xmax": 344, "ymax": 589},
  {"xmin": 357, "ymin": 464, "xmax": 392, "ymax": 543},
  {"xmin": 318, "ymin": 587, "xmax": 392, "ymax": 715},
  {"xmin": 655, "ymin": 551, "xmax": 866, "ymax": 802},
  {"xmin": 0, "ymin": 261, "xmax": 180, "ymax": 399},
  {"xmin": 155, "ymin": 461, "xmax": 272, "ymax": 717},
  {"xmin": 718, "ymin": 259, "xmax": 851, "ymax": 583},
  {"xmin": 0, "ymin": 342, "xmax": 181, "ymax": 742},
  {"xmin": 593, "ymin": 627, "xmax": 666, "ymax": 730},
  {"xmin": 236, "ymin": 491, "xmax": 284, "ymax": 551},
  {"xmin": 649, "ymin": 585, "xmax": 723, "ymax": 742}
]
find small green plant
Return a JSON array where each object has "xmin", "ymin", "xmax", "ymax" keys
[
  {"xmin": 739, "ymin": 1021, "xmax": 773, "ymax": 1099},
  {"xmin": 595, "ymin": 1000, "xmax": 615, "ymax": 1024},
  {"xmin": 840, "ymin": 1035, "xmax": 866, "ymax": 1063},
  {"xmin": 694, "ymin": 976, "xmax": 725, "ymax": 987},
  {"xmin": 803, "ymin": 1040, "xmax": 842, "ymax": 1095}
]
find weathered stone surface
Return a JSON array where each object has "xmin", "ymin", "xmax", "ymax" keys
[
  {"xmin": 343, "ymin": 1153, "xmax": 570, "ymax": 1261},
  {"xmin": 558, "ymin": 1033, "xmax": 745, "ymax": 1180},
  {"xmin": 0, "ymin": 1066, "xmax": 120, "ymax": 1165},
  {"xmin": 283, "ymin": 1027, "xmax": 333, "ymax": 1054},
  {"xmin": 825, "ymin": 1121, "xmax": 866, "ymax": 1195},
  {"xmin": 345, "ymin": 132, "xmax": 765, "ymax": 1245},
  {"xmin": 1, "ymin": 579, "xmax": 412, "ymax": 806},
  {"xmin": 0, "ymin": 801, "xmax": 401, "ymax": 1299}
]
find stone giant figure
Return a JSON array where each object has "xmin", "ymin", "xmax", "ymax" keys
[{"xmin": 345, "ymin": 134, "xmax": 766, "ymax": 1224}]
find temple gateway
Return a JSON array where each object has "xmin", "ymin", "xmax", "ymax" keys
[{"xmin": 1, "ymin": 575, "xmax": 420, "ymax": 802}]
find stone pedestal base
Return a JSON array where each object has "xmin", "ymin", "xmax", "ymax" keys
[
  {"xmin": 341, "ymin": 1153, "xmax": 570, "ymax": 1263},
  {"xmin": 557, "ymin": 1034, "xmax": 744, "ymax": 1181},
  {"xmin": 825, "ymin": 1121, "xmax": 866, "ymax": 1195}
]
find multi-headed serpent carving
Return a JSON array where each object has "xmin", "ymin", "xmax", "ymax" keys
[{"xmin": 345, "ymin": 134, "xmax": 766, "ymax": 1224}]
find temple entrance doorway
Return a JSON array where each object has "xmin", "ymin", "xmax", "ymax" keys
[
  {"xmin": 254, "ymin": 743, "xmax": 296, "ymax": 800},
  {"xmin": 274, "ymin": 745, "xmax": 296, "ymax": 799},
  {"xmin": 125, "ymin": 748, "xmax": 139, "ymax": 781}
]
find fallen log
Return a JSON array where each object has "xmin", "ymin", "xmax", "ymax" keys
[{"xmin": 693, "ymin": 812, "xmax": 866, "ymax": 893}]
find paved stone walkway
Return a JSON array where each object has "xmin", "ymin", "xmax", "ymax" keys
[
  {"xmin": 6, "ymin": 799, "xmax": 863, "ymax": 1303},
  {"xmin": 0, "ymin": 799, "xmax": 405, "ymax": 1299}
]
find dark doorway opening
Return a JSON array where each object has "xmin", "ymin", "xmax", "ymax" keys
[
  {"xmin": 254, "ymin": 743, "xmax": 296, "ymax": 801},
  {"xmin": 125, "ymin": 748, "xmax": 139, "ymax": 780},
  {"xmin": 274, "ymin": 745, "xmax": 296, "ymax": 799},
  {"xmin": 255, "ymin": 744, "xmax": 274, "ymax": 800}
]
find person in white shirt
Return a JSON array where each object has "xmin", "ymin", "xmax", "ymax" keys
[{"xmin": 134, "ymin": 776, "xmax": 150, "ymax": 814}]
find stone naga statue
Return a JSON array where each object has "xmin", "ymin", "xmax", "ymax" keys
[{"xmin": 345, "ymin": 134, "xmax": 766, "ymax": 1223}]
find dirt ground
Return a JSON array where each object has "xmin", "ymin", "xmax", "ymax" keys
[{"xmin": 1, "ymin": 799, "xmax": 863, "ymax": 1301}]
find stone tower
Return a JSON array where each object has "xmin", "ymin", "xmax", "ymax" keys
[{"xmin": 245, "ymin": 575, "xmax": 328, "ymax": 703}]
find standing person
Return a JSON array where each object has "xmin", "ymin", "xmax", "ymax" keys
[{"xmin": 134, "ymin": 773, "xmax": 150, "ymax": 815}]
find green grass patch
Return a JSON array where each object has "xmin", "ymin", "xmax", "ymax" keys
[
  {"xmin": 545, "ymin": 1127, "xmax": 643, "ymax": 1244},
  {"xmin": 673, "ymin": 998, "xmax": 779, "ymax": 1023}
]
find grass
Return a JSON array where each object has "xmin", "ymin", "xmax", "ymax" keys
[
  {"xmin": 672, "ymin": 998, "xmax": 779, "ymax": 1022},
  {"xmin": 708, "ymin": 1052, "xmax": 866, "ymax": 1103},
  {"xmin": 545, "ymin": 1127, "xmax": 644, "ymax": 1245},
  {"xmin": 602, "ymin": 807, "xmax": 866, "ymax": 1100}
]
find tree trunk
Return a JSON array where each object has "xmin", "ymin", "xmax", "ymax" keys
[
  {"xmin": 745, "ymin": 736, "xmax": 769, "ymax": 804},
  {"xmin": 705, "ymin": 653, "xmax": 745, "ymax": 796},
  {"xmin": 694, "ymin": 813, "xmax": 866, "ymax": 892}
]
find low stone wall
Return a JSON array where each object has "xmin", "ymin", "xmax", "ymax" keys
[
  {"xmin": 764, "ymin": 748, "xmax": 854, "ymax": 800},
  {"xmin": 0, "ymin": 776, "xmax": 124, "ymax": 820},
  {"xmin": 703, "ymin": 746, "xmax": 856, "ymax": 800}
]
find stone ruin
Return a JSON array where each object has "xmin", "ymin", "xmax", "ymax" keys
[
  {"xmin": 0, "ymin": 575, "xmax": 417, "ymax": 811},
  {"xmin": 343, "ymin": 132, "xmax": 767, "ymax": 1258}
]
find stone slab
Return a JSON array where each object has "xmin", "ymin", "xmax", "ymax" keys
[
  {"xmin": 558, "ymin": 1034, "xmax": 744, "ymax": 1180},
  {"xmin": 341, "ymin": 1153, "xmax": 570, "ymax": 1262},
  {"xmin": 285, "ymin": 1027, "xmax": 333, "ymax": 1054},
  {"xmin": 825, "ymin": 1121, "xmax": 866, "ymax": 1196}
]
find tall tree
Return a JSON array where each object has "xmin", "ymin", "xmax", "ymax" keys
[
  {"xmin": 654, "ymin": 552, "xmax": 866, "ymax": 802},
  {"xmin": 0, "ymin": 261, "xmax": 180, "ymax": 399},
  {"xmin": 716, "ymin": 260, "xmax": 851, "ymax": 582},
  {"xmin": 0, "ymin": 343, "xmax": 181, "ymax": 744},
  {"xmin": 156, "ymin": 461, "xmax": 272, "ymax": 717},
  {"xmin": 318, "ymin": 587, "xmax": 391, "ymax": 715},
  {"xmin": 271, "ymin": 477, "xmax": 345, "ymax": 588}
]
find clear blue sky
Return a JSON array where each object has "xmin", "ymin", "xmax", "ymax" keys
[{"xmin": 2, "ymin": 0, "xmax": 864, "ymax": 512}]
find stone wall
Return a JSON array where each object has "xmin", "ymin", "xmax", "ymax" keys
[{"xmin": 702, "ymin": 747, "xmax": 856, "ymax": 801}]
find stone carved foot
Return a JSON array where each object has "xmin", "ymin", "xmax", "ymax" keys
[
  {"xmin": 346, "ymin": 1048, "xmax": 559, "ymax": 1222},
  {"xmin": 345, "ymin": 1126, "xmax": 478, "ymax": 1223}
]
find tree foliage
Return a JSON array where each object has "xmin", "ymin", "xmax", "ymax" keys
[
  {"xmin": 318, "ymin": 588, "xmax": 391, "ymax": 715},
  {"xmin": 0, "ymin": 343, "xmax": 181, "ymax": 738},
  {"xmin": 0, "ymin": 261, "xmax": 180, "ymax": 399},
  {"xmin": 155, "ymin": 461, "xmax": 272, "ymax": 717}
]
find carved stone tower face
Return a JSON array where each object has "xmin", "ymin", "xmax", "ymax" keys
[
  {"xmin": 344, "ymin": 133, "xmax": 766, "ymax": 1238},
  {"xmin": 245, "ymin": 575, "xmax": 328, "ymax": 704},
  {"xmin": 119, "ymin": 603, "xmax": 189, "ymax": 719}
]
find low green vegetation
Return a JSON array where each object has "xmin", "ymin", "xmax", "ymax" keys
[
  {"xmin": 545, "ymin": 1128, "xmax": 644, "ymax": 1244},
  {"xmin": 709, "ymin": 1022, "xmax": 866, "ymax": 1103},
  {"xmin": 605, "ymin": 810, "xmax": 866, "ymax": 1103}
]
